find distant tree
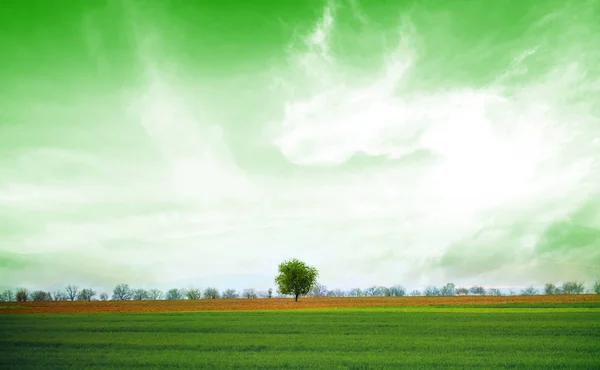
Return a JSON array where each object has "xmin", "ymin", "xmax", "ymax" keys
[
  {"xmin": 363, "ymin": 286, "xmax": 377, "ymax": 296},
  {"xmin": 374, "ymin": 286, "xmax": 389, "ymax": 297},
  {"xmin": 487, "ymin": 288, "xmax": 502, "ymax": 296},
  {"xmin": 456, "ymin": 287, "xmax": 469, "ymax": 295},
  {"xmin": 267, "ymin": 288, "xmax": 273, "ymax": 298},
  {"xmin": 594, "ymin": 281, "xmax": 600, "ymax": 294},
  {"xmin": 222, "ymin": 289, "xmax": 239, "ymax": 299},
  {"xmin": 203, "ymin": 287, "xmax": 219, "ymax": 299},
  {"xmin": 99, "ymin": 292, "xmax": 109, "ymax": 301},
  {"xmin": 166, "ymin": 288, "xmax": 185, "ymax": 300},
  {"xmin": 389, "ymin": 285, "xmax": 406, "ymax": 297},
  {"xmin": 52, "ymin": 290, "xmax": 66, "ymax": 301},
  {"xmin": 440, "ymin": 283, "xmax": 456, "ymax": 297},
  {"xmin": 77, "ymin": 289, "xmax": 96, "ymax": 301},
  {"xmin": 274, "ymin": 258, "xmax": 318, "ymax": 302},
  {"xmin": 186, "ymin": 288, "xmax": 202, "ymax": 300},
  {"xmin": 561, "ymin": 281, "xmax": 585, "ymax": 294},
  {"xmin": 31, "ymin": 290, "xmax": 52, "ymax": 301},
  {"xmin": 65, "ymin": 285, "xmax": 79, "ymax": 301},
  {"xmin": 544, "ymin": 283, "xmax": 560, "ymax": 295},
  {"xmin": 424, "ymin": 286, "xmax": 440, "ymax": 296},
  {"xmin": 16, "ymin": 288, "xmax": 28, "ymax": 302},
  {"xmin": 131, "ymin": 289, "xmax": 148, "ymax": 300},
  {"xmin": 410, "ymin": 290, "xmax": 421, "ymax": 296},
  {"xmin": 0, "ymin": 289, "xmax": 15, "ymax": 302},
  {"xmin": 520, "ymin": 286, "xmax": 538, "ymax": 295},
  {"xmin": 242, "ymin": 288, "xmax": 258, "ymax": 299},
  {"xmin": 348, "ymin": 288, "xmax": 362, "ymax": 297},
  {"xmin": 147, "ymin": 289, "xmax": 163, "ymax": 300},
  {"xmin": 469, "ymin": 286, "xmax": 486, "ymax": 295},
  {"xmin": 328, "ymin": 289, "xmax": 346, "ymax": 297},
  {"xmin": 310, "ymin": 283, "xmax": 328, "ymax": 297},
  {"xmin": 112, "ymin": 284, "xmax": 133, "ymax": 300}
]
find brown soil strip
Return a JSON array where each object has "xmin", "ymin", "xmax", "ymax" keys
[{"xmin": 1, "ymin": 295, "xmax": 599, "ymax": 314}]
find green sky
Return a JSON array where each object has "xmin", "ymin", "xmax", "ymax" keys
[{"xmin": 1, "ymin": 0, "xmax": 599, "ymax": 293}]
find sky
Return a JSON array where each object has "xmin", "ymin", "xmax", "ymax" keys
[{"xmin": 1, "ymin": 0, "xmax": 599, "ymax": 294}]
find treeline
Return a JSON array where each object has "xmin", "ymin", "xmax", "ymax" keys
[{"xmin": 1, "ymin": 281, "xmax": 599, "ymax": 302}]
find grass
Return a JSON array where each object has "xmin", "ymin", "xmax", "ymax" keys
[{"xmin": 1, "ymin": 304, "xmax": 599, "ymax": 369}]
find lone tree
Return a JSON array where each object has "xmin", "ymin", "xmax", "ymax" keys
[{"xmin": 274, "ymin": 258, "xmax": 318, "ymax": 302}]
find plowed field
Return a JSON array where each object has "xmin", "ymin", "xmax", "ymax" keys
[{"xmin": 3, "ymin": 294, "xmax": 599, "ymax": 314}]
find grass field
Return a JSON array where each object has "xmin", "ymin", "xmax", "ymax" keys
[{"xmin": 1, "ymin": 300, "xmax": 599, "ymax": 369}]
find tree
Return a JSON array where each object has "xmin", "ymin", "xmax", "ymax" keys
[
  {"xmin": 148, "ymin": 289, "xmax": 163, "ymax": 300},
  {"xmin": 440, "ymin": 283, "xmax": 456, "ymax": 296},
  {"xmin": 99, "ymin": 292, "xmax": 109, "ymax": 301},
  {"xmin": 487, "ymin": 288, "xmax": 502, "ymax": 296},
  {"xmin": 544, "ymin": 283, "xmax": 560, "ymax": 295},
  {"xmin": 348, "ymin": 288, "xmax": 362, "ymax": 297},
  {"xmin": 77, "ymin": 289, "xmax": 96, "ymax": 301},
  {"xmin": 0, "ymin": 289, "xmax": 15, "ymax": 302},
  {"xmin": 410, "ymin": 290, "xmax": 421, "ymax": 296},
  {"xmin": 389, "ymin": 285, "xmax": 406, "ymax": 297},
  {"xmin": 364, "ymin": 286, "xmax": 378, "ymax": 296},
  {"xmin": 520, "ymin": 286, "xmax": 538, "ymax": 295},
  {"xmin": 203, "ymin": 287, "xmax": 219, "ymax": 299},
  {"xmin": 267, "ymin": 288, "xmax": 273, "ymax": 298},
  {"xmin": 310, "ymin": 283, "xmax": 327, "ymax": 297},
  {"xmin": 132, "ymin": 289, "xmax": 149, "ymax": 300},
  {"xmin": 561, "ymin": 281, "xmax": 585, "ymax": 294},
  {"xmin": 424, "ymin": 286, "xmax": 440, "ymax": 296},
  {"xmin": 222, "ymin": 289, "xmax": 239, "ymax": 299},
  {"xmin": 593, "ymin": 281, "xmax": 600, "ymax": 294},
  {"xmin": 16, "ymin": 288, "xmax": 28, "ymax": 302},
  {"xmin": 185, "ymin": 288, "xmax": 201, "ymax": 300},
  {"xmin": 456, "ymin": 287, "xmax": 469, "ymax": 295},
  {"xmin": 242, "ymin": 288, "xmax": 257, "ymax": 299},
  {"xmin": 166, "ymin": 288, "xmax": 185, "ymax": 300},
  {"xmin": 31, "ymin": 290, "xmax": 52, "ymax": 301},
  {"xmin": 52, "ymin": 290, "xmax": 66, "ymax": 301},
  {"xmin": 65, "ymin": 285, "xmax": 78, "ymax": 301},
  {"xmin": 112, "ymin": 284, "xmax": 133, "ymax": 300},
  {"xmin": 275, "ymin": 259, "xmax": 318, "ymax": 302},
  {"xmin": 327, "ymin": 289, "xmax": 346, "ymax": 297},
  {"xmin": 469, "ymin": 286, "xmax": 485, "ymax": 295}
]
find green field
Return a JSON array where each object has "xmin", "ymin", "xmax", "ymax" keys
[{"xmin": 2, "ymin": 304, "xmax": 599, "ymax": 369}]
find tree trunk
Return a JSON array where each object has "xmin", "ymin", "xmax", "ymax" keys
[{"xmin": 295, "ymin": 294, "xmax": 299, "ymax": 302}]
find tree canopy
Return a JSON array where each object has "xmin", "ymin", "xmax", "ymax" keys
[{"xmin": 274, "ymin": 258, "xmax": 318, "ymax": 302}]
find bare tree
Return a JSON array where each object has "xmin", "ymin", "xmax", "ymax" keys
[
  {"xmin": 487, "ymin": 288, "xmax": 502, "ymax": 296},
  {"xmin": 203, "ymin": 287, "xmax": 219, "ymax": 299},
  {"xmin": 469, "ymin": 286, "xmax": 486, "ymax": 295},
  {"xmin": 166, "ymin": 288, "xmax": 185, "ymax": 300},
  {"xmin": 77, "ymin": 289, "xmax": 96, "ymax": 301},
  {"xmin": 242, "ymin": 288, "xmax": 257, "ymax": 299},
  {"xmin": 594, "ymin": 281, "xmax": 600, "ymax": 294},
  {"xmin": 148, "ymin": 289, "xmax": 163, "ymax": 300},
  {"xmin": 31, "ymin": 290, "xmax": 52, "ymax": 301},
  {"xmin": 410, "ymin": 290, "xmax": 421, "ymax": 296},
  {"xmin": 363, "ymin": 286, "xmax": 378, "ymax": 296},
  {"xmin": 348, "ymin": 288, "xmax": 362, "ymax": 297},
  {"xmin": 65, "ymin": 285, "xmax": 79, "ymax": 301},
  {"xmin": 132, "ymin": 289, "xmax": 149, "ymax": 300},
  {"xmin": 424, "ymin": 286, "xmax": 440, "ymax": 296},
  {"xmin": 186, "ymin": 288, "xmax": 202, "ymax": 300},
  {"xmin": 52, "ymin": 290, "xmax": 66, "ymax": 301},
  {"xmin": 112, "ymin": 284, "xmax": 133, "ymax": 300},
  {"xmin": 16, "ymin": 288, "xmax": 28, "ymax": 302},
  {"xmin": 389, "ymin": 285, "xmax": 406, "ymax": 297},
  {"xmin": 327, "ymin": 289, "xmax": 346, "ymax": 297},
  {"xmin": 99, "ymin": 292, "xmax": 109, "ymax": 301},
  {"xmin": 0, "ymin": 289, "xmax": 15, "ymax": 302},
  {"xmin": 544, "ymin": 283, "xmax": 560, "ymax": 295},
  {"xmin": 561, "ymin": 281, "xmax": 585, "ymax": 294},
  {"xmin": 222, "ymin": 289, "xmax": 239, "ymax": 299},
  {"xmin": 310, "ymin": 283, "xmax": 327, "ymax": 297},
  {"xmin": 520, "ymin": 286, "xmax": 538, "ymax": 295},
  {"xmin": 267, "ymin": 288, "xmax": 273, "ymax": 298},
  {"xmin": 440, "ymin": 283, "xmax": 456, "ymax": 296},
  {"xmin": 456, "ymin": 287, "xmax": 469, "ymax": 295}
]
